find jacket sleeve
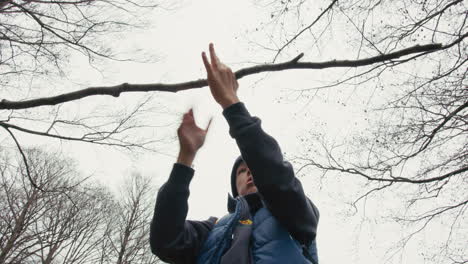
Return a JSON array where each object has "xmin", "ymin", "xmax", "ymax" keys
[
  {"xmin": 150, "ymin": 163, "xmax": 217, "ymax": 263},
  {"xmin": 223, "ymin": 102, "xmax": 319, "ymax": 246}
]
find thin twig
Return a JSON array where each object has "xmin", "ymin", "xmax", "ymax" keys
[
  {"xmin": 272, "ymin": 0, "xmax": 339, "ymax": 62},
  {"xmin": 0, "ymin": 124, "xmax": 44, "ymax": 191}
]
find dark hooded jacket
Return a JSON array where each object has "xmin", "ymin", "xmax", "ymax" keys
[{"xmin": 150, "ymin": 102, "xmax": 319, "ymax": 263}]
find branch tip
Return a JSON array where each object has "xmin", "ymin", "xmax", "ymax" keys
[{"xmin": 291, "ymin": 53, "xmax": 305, "ymax": 63}]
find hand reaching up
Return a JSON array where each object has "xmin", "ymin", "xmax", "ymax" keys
[
  {"xmin": 202, "ymin": 43, "xmax": 240, "ymax": 109},
  {"xmin": 177, "ymin": 109, "xmax": 211, "ymax": 155}
]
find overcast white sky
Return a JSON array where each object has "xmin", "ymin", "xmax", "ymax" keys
[{"xmin": 1, "ymin": 0, "xmax": 443, "ymax": 263}]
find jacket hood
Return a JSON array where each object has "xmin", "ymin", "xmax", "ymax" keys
[{"xmin": 230, "ymin": 156, "xmax": 244, "ymax": 198}]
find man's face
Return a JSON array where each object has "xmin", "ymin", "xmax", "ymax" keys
[{"xmin": 235, "ymin": 162, "xmax": 258, "ymax": 196}]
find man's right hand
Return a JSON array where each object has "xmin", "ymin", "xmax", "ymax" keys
[
  {"xmin": 177, "ymin": 109, "xmax": 211, "ymax": 166},
  {"xmin": 202, "ymin": 43, "xmax": 240, "ymax": 109}
]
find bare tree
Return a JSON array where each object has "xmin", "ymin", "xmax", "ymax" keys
[
  {"xmin": 31, "ymin": 185, "xmax": 115, "ymax": 264},
  {"xmin": 0, "ymin": 0, "xmax": 157, "ymax": 85},
  {"xmin": 0, "ymin": 148, "xmax": 119, "ymax": 264},
  {"xmin": 247, "ymin": 0, "xmax": 467, "ymax": 263},
  {"xmin": 0, "ymin": 148, "xmax": 75, "ymax": 264},
  {"xmin": 0, "ymin": 0, "xmax": 164, "ymax": 151},
  {"xmin": 101, "ymin": 173, "xmax": 160, "ymax": 264},
  {"xmin": 0, "ymin": 0, "xmax": 168, "ymax": 191},
  {"xmin": 0, "ymin": 0, "xmax": 459, "ymax": 157}
]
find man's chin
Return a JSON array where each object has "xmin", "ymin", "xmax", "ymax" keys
[
  {"xmin": 246, "ymin": 187, "xmax": 258, "ymax": 195},
  {"xmin": 239, "ymin": 187, "xmax": 258, "ymax": 196}
]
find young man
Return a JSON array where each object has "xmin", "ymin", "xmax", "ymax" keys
[{"xmin": 150, "ymin": 44, "xmax": 319, "ymax": 264}]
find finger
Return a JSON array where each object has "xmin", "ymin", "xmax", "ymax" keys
[
  {"xmin": 209, "ymin": 43, "xmax": 220, "ymax": 68},
  {"xmin": 182, "ymin": 113, "xmax": 189, "ymax": 122},
  {"xmin": 204, "ymin": 117, "xmax": 213, "ymax": 132},
  {"xmin": 187, "ymin": 108, "xmax": 195, "ymax": 122},
  {"xmin": 218, "ymin": 62, "xmax": 229, "ymax": 72},
  {"xmin": 182, "ymin": 109, "xmax": 193, "ymax": 121},
  {"xmin": 202, "ymin": 52, "xmax": 213, "ymax": 75}
]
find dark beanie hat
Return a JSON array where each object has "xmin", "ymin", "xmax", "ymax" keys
[{"xmin": 230, "ymin": 156, "xmax": 244, "ymax": 197}]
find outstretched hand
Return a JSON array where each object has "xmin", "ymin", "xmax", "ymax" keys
[
  {"xmin": 177, "ymin": 109, "xmax": 211, "ymax": 155},
  {"xmin": 202, "ymin": 43, "xmax": 240, "ymax": 109}
]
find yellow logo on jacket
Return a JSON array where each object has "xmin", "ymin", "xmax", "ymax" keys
[{"xmin": 239, "ymin": 219, "xmax": 253, "ymax": 225}]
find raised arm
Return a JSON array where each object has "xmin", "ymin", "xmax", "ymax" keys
[
  {"xmin": 150, "ymin": 109, "xmax": 216, "ymax": 263},
  {"xmin": 202, "ymin": 43, "xmax": 319, "ymax": 246}
]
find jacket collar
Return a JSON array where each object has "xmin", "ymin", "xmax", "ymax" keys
[
  {"xmin": 227, "ymin": 192, "xmax": 264, "ymax": 214},
  {"xmin": 227, "ymin": 193, "xmax": 237, "ymax": 213}
]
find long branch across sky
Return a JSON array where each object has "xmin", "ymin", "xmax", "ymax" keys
[{"xmin": 1, "ymin": 39, "xmax": 465, "ymax": 111}]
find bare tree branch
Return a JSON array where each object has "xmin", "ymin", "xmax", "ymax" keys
[
  {"xmin": 272, "ymin": 0, "xmax": 339, "ymax": 62},
  {"xmin": 1, "ymin": 41, "xmax": 456, "ymax": 110},
  {"xmin": 0, "ymin": 125, "xmax": 43, "ymax": 191},
  {"xmin": 408, "ymin": 100, "xmax": 468, "ymax": 158},
  {"xmin": 298, "ymin": 157, "xmax": 467, "ymax": 184}
]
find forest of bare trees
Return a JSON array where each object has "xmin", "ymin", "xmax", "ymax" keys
[
  {"xmin": 0, "ymin": 0, "xmax": 466, "ymax": 263},
  {"xmin": 0, "ymin": 148, "xmax": 161, "ymax": 264},
  {"xmin": 0, "ymin": 0, "xmax": 162, "ymax": 153}
]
